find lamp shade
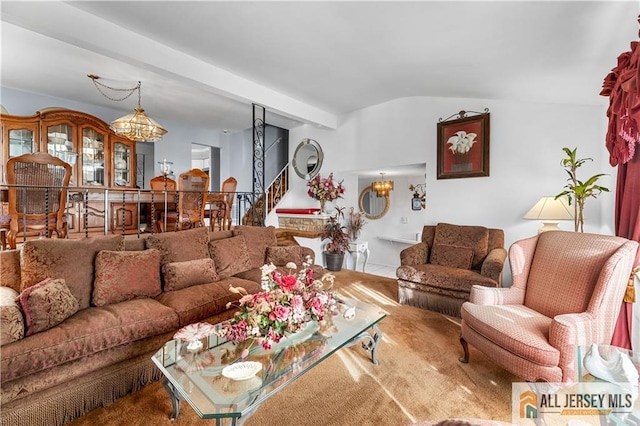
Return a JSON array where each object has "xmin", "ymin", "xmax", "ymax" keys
[{"xmin": 524, "ymin": 196, "xmax": 574, "ymax": 233}]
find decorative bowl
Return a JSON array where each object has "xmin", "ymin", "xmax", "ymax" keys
[{"xmin": 221, "ymin": 361, "xmax": 262, "ymax": 381}]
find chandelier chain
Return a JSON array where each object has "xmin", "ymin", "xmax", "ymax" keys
[{"xmin": 90, "ymin": 77, "xmax": 141, "ymax": 103}]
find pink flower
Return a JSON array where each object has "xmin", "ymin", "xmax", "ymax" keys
[{"xmin": 280, "ymin": 274, "xmax": 298, "ymax": 292}]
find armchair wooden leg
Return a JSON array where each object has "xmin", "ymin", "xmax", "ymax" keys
[{"xmin": 459, "ymin": 334, "xmax": 469, "ymax": 363}]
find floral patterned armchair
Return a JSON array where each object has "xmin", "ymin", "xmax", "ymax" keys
[{"xmin": 396, "ymin": 223, "xmax": 507, "ymax": 318}]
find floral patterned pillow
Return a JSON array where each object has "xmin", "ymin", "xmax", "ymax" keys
[
  {"xmin": 17, "ymin": 278, "xmax": 79, "ymax": 336},
  {"xmin": 93, "ymin": 249, "xmax": 162, "ymax": 306},
  {"xmin": 430, "ymin": 244, "xmax": 474, "ymax": 270},
  {"xmin": 0, "ymin": 287, "xmax": 24, "ymax": 345},
  {"xmin": 163, "ymin": 258, "xmax": 219, "ymax": 291},
  {"xmin": 265, "ymin": 246, "xmax": 303, "ymax": 266},
  {"xmin": 208, "ymin": 236, "xmax": 252, "ymax": 279}
]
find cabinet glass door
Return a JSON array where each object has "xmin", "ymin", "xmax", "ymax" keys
[
  {"xmin": 47, "ymin": 123, "xmax": 77, "ymax": 184},
  {"xmin": 113, "ymin": 141, "xmax": 132, "ymax": 187},
  {"xmin": 81, "ymin": 127, "xmax": 106, "ymax": 186},
  {"xmin": 9, "ymin": 129, "xmax": 36, "ymax": 157}
]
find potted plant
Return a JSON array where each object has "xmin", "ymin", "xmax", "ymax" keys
[
  {"xmin": 321, "ymin": 208, "xmax": 350, "ymax": 271},
  {"xmin": 555, "ymin": 147, "xmax": 610, "ymax": 232},
  {"xmin": 306, "ymin": 172, "xmax": 345, "ymax": 214}
]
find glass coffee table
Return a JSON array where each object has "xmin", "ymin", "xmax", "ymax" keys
[{"xmin": 151, "ymin": 297, "xmax": 386, "ymax": 425}]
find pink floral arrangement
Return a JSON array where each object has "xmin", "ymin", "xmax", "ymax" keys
[
  {"xmin": 306, "ymin": 173, "xmax": 345, "ymax": 203},
  {"xmin": 218, "ymin": 259, "xmax": 336, "ymax": 351}
]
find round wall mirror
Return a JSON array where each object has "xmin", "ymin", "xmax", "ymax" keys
[
  {"xmin": 292, "ymin": 138, "xmax": 323, "ymax": 179},
  {"xmin": 359, "ymin": 185, "xmax": 390, "ymax": 220}
]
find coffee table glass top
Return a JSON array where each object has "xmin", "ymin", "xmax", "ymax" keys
[{"xmin": 151, "ymin": 297, "xmax": 386, "ymax": 421}]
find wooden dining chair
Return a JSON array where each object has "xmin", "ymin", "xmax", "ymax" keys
[
  {"xmin": 208, "ymin": 176, "xmax": 237, "ymax": 231},
  {"xmin": 159, "ymin": 169, "xmax": 209, "ymax": 231},
  {"xmin": 150, "ymin": 175, "xmax": 177, "ymax": 233},
  {"xmin": 6, "ymin": 152, "xmax": 72, "ymax": 249}
]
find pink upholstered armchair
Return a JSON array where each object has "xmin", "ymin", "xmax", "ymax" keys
[{"xmin": 460, "ymin": 231, "xmax": 639, "ymax": 383}]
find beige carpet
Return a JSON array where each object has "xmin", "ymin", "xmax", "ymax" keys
[{"xmin": 68, "ymin": 270, "xmax": 519, "ymax": 426}]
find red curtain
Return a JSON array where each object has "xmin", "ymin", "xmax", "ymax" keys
[{"xmin": 602, "ymin": 18, "xmax": 640, "ymax": 349}]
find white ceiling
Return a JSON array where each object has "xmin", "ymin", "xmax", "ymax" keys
[{"xmin": 1, "ymin": 1, "xmax": 639, "ymax": 135}]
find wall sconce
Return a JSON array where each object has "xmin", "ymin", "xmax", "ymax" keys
[
  {"xmin": 523, "ymin": 196, "xmax": 574, "ymax": 233},
  {"xmin": 409, "ymin": 184, "xmax": 426, "ymax": 210},
  {"xmin": 372, "ymin": 172, "xmax": 394, "ymax": 197}
]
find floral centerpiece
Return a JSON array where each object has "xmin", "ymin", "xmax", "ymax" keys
[
  {"xmin": 217, "ymin": 258, "xmax": 336, "ymax": 352},
  {"xmin": 306, "ymin": 172, "xmax": 345, "ymax": 213}
]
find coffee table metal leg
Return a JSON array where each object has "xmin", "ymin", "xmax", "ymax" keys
[
  {"xmin": 346, "ymin": 323, "xmax": 383, "ymax": 365},
  {"xmin": 163, "ymin": 378, "xmax": 182, "ymax": 420}
]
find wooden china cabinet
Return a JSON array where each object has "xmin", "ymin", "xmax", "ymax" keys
[{"xmin": 1, "ymin": 108, "xmax": 139, "ymax": 235}]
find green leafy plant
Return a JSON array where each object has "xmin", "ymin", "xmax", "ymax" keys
[{"xmin": 555, "ymin": 147, "xmax": 609, "ymax": 232}]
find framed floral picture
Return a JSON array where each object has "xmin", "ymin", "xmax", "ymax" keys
[{"xmin": 436, "ymin": 110, "xmax": 490, "ymax": 179}]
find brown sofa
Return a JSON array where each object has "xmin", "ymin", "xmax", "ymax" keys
[
  {"xmin": 0, "ymin": 225, "xmax": 322, "ymax": 426},
  {"xmin": 396, "ymin": 223, "xmax": 507, "ymax": 318}
]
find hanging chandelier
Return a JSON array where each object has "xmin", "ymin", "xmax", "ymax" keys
[
  {"xmin": 88, "ymin": 74, "xmax": 167, "ymax": 142},
  {"xmin": 372, "ymin": 172, "xmax": 394, "ymax": 197}
]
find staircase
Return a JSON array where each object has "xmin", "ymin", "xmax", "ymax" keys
[{"xmin": 241, "ymin": 165, "xmax": 289, "ymax": 226}]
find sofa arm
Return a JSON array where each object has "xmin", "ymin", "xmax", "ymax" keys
[
  {"xmin": 400, "ymin": 242, "xmax": 428, "ymax": 266},
  {"xmin": 274, "ymin": 228, "xmax": 322, "ymax": 246},
  {"xmin": 480, "ymin": 247, "xmax": 507, "ymax": 284},
  {"xmin": 469, "ymin": 285, "xmax": 525, "ymax": 306}
]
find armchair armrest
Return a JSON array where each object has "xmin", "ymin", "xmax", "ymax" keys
[
  {"xmin": 469, "ymin": 284, "xmax": 525, "ymax": 306},
  {"xmin": 480, "ymin": 247, "xmax": 508, "ymax": 284},
  {"xmin": 549, "ymin": 312, "xmax": 598, "ymax": 349},
  {"xmin": 400, "ymin": 242, "xmax": 428, "ymax": 266}
]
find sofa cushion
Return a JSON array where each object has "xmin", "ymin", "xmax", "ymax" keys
[
  {"xmin": 208, "ymin": 235, "xmax": 252, "ymax": 278},
  {"xmin": 17, "ymin": 278, "xmax": 79, "ymax": 336},
  {"xmin": 266, "ymin": 245, "xmax": 303, "ymax": 266},
  {"xmin": 397, "ymin": 264, "xmax": 497, "ymax": 295},
  {"xmin": 233, "ymin": 225, "xmax": 278, "ymax": 269},
  {"xmin": 1, "ymin": 298, "xmax": 179, "ymax": 382},
  {"xmin": 432, "ymin": 223, "xmax": 489, "ymax": 270},
  {"xmin": 155, "ymin": 277, "xmax": 261, "ymax": 326},
  {"xmin": 0, "ymin": 287, "xmax": 24, "ymax": 346},
  {"xmin": 164, "ymin": 257, "xmax": 219, "ymax": 291},
  {"xmin": 461, "ymin": 302, "xmax": 559, "ymax": 367},
  {"xmin": 20, "ymin": 236, "xmax": 125, "ymax": 310},
  {"xmin": 430, "ymin": 244, "xmax": 474, "ymax": 270},
  {"xmin": 145, "ymin": 226, "xmax": 210, "ymax": 267},
  {"xmin": 92, "ymin": 249, "xmax": 162, "ymax": 306}
]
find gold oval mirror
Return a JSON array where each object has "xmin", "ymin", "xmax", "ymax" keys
[
  {"xmin": 359, "ymin": 185, "xmax": 390, "ymax": 220},
  {"xmin": 292, "ymin": 138, "xmax": 323, "ymax": 179}
]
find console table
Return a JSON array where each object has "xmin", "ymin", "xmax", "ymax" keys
[{"xmin": 346, "ymin": 240, "xmax": 369, "ymax": 272}]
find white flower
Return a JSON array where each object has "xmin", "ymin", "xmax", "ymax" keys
[
  {"xmin": 285, "ymin": 262, "xmax": 297, "ymax": 270},
  {"xmin": 447, "ymin": 131, "xmax": 478, "ymax": 154}
]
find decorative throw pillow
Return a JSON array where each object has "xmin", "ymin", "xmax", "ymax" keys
[
  {"xmin": 20, "ymin": 235, "xmax": 125, "ymax": 310},
  {"xmin": 164, "ymin": 257, "xmax": 219, "ymax": 291},
  {"xmin": 266, "ymin": 246, "xmax": 303, "ymax": 266},
  {"xmin": 208, "ymin": 235, "xmax": 252, "ymax": 279},
  {"xmin": 232, "ymin": 226, "xmax": 278, "ymax": 269},
  {"xmin": 146, "ymin": 227, "xmax": 210, "ymax": 267},
  {"xmin": 93, "ymin": 249, "xmax": 162, "ymax": 306},
  {"xmin": 17, "ymin": 278, "xmax": 79, "ymax": 336},
  {"xmin": 430, "ymin": 244, "xmax": 474, "ymax": 270},
  {"xmin": 0, "ymin": 287, "xmax": 24, "ymax": 345},
  {"xmin": 433, "ymin": 223, "xmax": 489, "ymax": 270}
]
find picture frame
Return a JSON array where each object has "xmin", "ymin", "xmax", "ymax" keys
[{"xmin": 436, "ymin": 110, "xmax": 490, "ymax": 179}]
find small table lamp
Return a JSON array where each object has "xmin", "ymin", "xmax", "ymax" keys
[{"xmin": 524, "ymin": 196, "xmax": 574, "ymax": 233}]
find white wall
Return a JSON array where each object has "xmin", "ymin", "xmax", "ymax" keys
[{"xmin": 278, "ymin": 96, "xmax": 614, "ymax": 284}]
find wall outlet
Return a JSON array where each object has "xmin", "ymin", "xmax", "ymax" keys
[{"xmin": 400, "ymin": 217, "xmax": 408, "ymax": 224}]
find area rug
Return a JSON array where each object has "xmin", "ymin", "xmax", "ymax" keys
[{"xmin": 68, "ymin": 269, "xmax": 519, "ymax": 426}]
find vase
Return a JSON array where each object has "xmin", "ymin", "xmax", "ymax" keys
[
  {"xmin": 349, "ymin": 229, "xmax": 360, "ymax": 241},
  {"xmin": 324, "ymin": 251, "xmax": 345, "ymax": 271},
  {"xmin": 319, "ymin": 200, "xmax": 327, "ymax": 214}
]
